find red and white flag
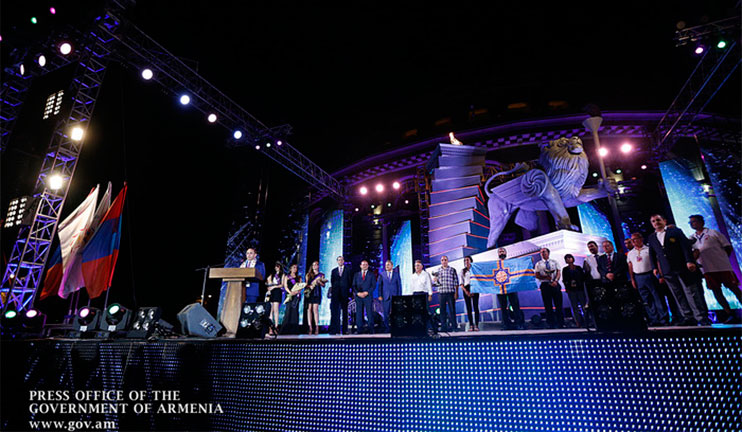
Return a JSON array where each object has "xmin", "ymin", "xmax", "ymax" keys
[{"xmin": 58, "ymin": 185, "xmax": 100, "ymax": 299}]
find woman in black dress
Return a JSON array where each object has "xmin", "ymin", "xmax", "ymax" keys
[
  {"xmin": 305, "ymin": 261, "xmax": 326, "ymax": 335},
  {"xmin": 281, "ymin": 264, "xmax": 302, "ymax": 335},
  {"xmin": 266, "ymin": 261, "xmax": 284, "ymax": 335}
]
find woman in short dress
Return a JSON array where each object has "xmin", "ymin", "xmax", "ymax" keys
[
  {"xmin": 280, "ymin": 264, "xmax": 302, "ymax": 335},
  {"xmin": 266, "ymin": 261, "xmax": 284, "ymax": 335},
  {"xmin": 305, "ymin": 261, "xmax": 326, "ymax": 335}
]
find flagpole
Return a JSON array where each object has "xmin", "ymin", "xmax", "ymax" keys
[{"xmin": 103, "ymin": 286, "xmax": 111, "ymax": 312}]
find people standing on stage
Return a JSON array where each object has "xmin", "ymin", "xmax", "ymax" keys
[
  {"xmin": 562, "ymin": 254, "xmax": 589, "ymax": 328},
  {"xmin": 266, "ymin": 261, "xmax": 284, "ymax": 335},
  {"xmin": 689, "ymin": 214, "xmax": 742, "ymax": 323},
  {"xmin": 628, "ymin": 232, "xmax": 670, "ymax": 326},
  {"xmin": 433, "ymin": 256, "xmax": 459, "ymax": 332},
  {"xmin": 598, "ymin": 240, "xmax": 629, "ymax": 287},
  {"xmin": 534, "ymin": 247, "xmax": 564, "ymax": 328},
  {"xmin": 582, "ymin": 241, "xmax": 603, "ymax": 293},
  {"xmin": 305, "ymin": 260, "xmax": 326, "ymax": 335},
  {"xmin": 647, "ymin": 214, "xmax": 711, "ymax": 326},
  {"xmin": 352, "ymin": 259, "xmax": 376, "ymax": 334},
  {"xmin": 329, "ymin": 256, "xmax": 353, "ymax": 335},
  {"xmin": 461, "ymin": 255, "xmax": 481, "ymax": 331},
  {"xmin": 281, "ymin": 263, "xmax": 302, "ymax": 334},
  {"xmin": 240, "ymin": 248, "xmax": 266, "ymax": 304},
  {"xmin": 410, "ymin": 260, "xmax": 433, "ymax": 301},
  {"xmin": 376, "ymin": 260, "xmax": 402, "ymax": 332},
  {"xmin": 495, "ymin": 248, "xmax": 525, "ymax": 330}
]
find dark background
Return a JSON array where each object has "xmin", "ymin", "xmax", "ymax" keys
[{"xmin": 1, "ymin": 1, "xmax": 739, "ymax": 322}]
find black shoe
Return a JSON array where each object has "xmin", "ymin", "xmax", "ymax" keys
[{"xmin": 698, "ymin": 318, "xmax": 713, "ymax": 326}]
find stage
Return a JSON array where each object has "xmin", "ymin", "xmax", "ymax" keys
[{"xmin": 2, "ymin": 326, "xmax": 740, "ymax": 432}]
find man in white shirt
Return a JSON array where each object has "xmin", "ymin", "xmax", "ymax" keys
[
  {"xmin": 689, "ymin": 215, "xmax": 742, "ymax": 323},
  {"xmin": 582, "ymin": 241, "xmax": 603, "ymax": 291},
  {"xmin": 409, "ymin": 260, "xmax": 433, "ymax": 302},
  {"xmin": 534, "ymin": 247, "xmax": 564, "ymax": 328},
  {"xmin": 628, "ymin": 232, "xmax": 669, "ymax": 326}
]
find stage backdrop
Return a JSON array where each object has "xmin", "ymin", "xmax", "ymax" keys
[
  {"xmin": 319, "ymin": 210, "xmax": 343, "ymax": 326},
  {"xmin": 660, "ymin": 158, "xmax": 741, "ymax": 310},
  {"xmin": 390, "ymin": 220, "xmax": 413, "ymax": 293},
  {"xmin": 577, "ymin": 202, "xmax": 616, "ymax": 248}
]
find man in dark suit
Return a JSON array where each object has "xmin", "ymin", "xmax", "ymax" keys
[
  {"xmin": 376, "ymin": 259, "xmax": 402, "ymax": 332},
  {"xmin": 352, "ymin": 259, "xmax": 376, "ymax": 334},
  {"xmin": 598, "ymin": 240, "xmax": 629, "ymax": 286},
  {"xmin": 647, "ymin": 214, "xmax": 710, "ymax": 326},
  {"xmin": 329, "ymin": 256, "xmax": 353, "ymax": 335},
  {"xmin": 240, "ymin": 248, "xmax": 266, "ymax": 304}
]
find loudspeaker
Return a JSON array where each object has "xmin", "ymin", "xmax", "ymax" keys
[
  {"xmin": 236, "ymin": 302, "xmax": 271, "ymax": 339},
  {"xmin": 177, "ymin": 303, "xmax": 223, "ymax": 338},
  {"xmin": 587, "ymin": 281, "xmax": 647, "ymax": 332},
  {"xmin": 390, "ymin": 294, "xmax": 430, "ymax": 337}
]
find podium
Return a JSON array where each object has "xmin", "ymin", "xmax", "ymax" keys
[{"xmin": 209, "ymin": 267, "xmax": 264, "ymax": 336}]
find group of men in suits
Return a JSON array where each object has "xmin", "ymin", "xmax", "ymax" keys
[
  {"xmin": 582, "ymin": 214, "xmax": 720, "ymax": 327},
  {"xmin": 329, "ymin": 256, "xmax": 403, "ymax": 335}
]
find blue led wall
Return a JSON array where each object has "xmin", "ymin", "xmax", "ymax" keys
[
  {"xmin": 390, "ymin": 220, "xmax": 413, "ymax": 293},
  {"xmin": 319, "ymin": 210, "xmax": 343, "ymax": 326},
  {"xmin": 7, "ymin": 332, "xmax": 740, "ymax": 432},
  {"xmin": 700, "ymin": 143, "xmax": 742, "ymax": 277},
  {"xmin": 577, "ymin": 202, "xmax": 616, "ymax": 246},
  {"xmin": 660, "ymin": 159, "xmax": 741, "ymax": 310}
]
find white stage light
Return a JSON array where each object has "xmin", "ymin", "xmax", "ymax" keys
[
  {"xmin": 360, "ymin": 186, "xmax": 368, "ymax": 195},
  {"xmin": 179, "ymin": 95, "xmax": 191, "ymax": 105},
  {"xmin": 392, "ymin": 181, "xmax": 401, "ymax": 190},
  {"xmin": 620, "ymin": 143, "xmax": 633, "ymax": 154},
  {"xmin": 375, "ymin": 184, "xmax": 384, "ymax": 193},
  {"xmin": 207, "ymin": 113, "xmax": 217, "ymax": 123},
  {"xmin": 141, "ymin": 68, "xmax": 153, "ymax": 80},
  {"xmin": 598, "ymin": 147, "xmax": 608, "ymax": 157},
  {"xmin": 48, "ymin": 174, "xmax": 64, "ymax": 190},
  {"xmin": 58, "ymin": 42, "xmax": 72, "ymax": 55},
  {"xmin": 233, "ymin": 130, "xmax": 243, "ymax": 139},
  {"xmin": 38, "ymin": 55, "xmax": 47, "ymax": 67},
  {"xmin": 70, "ymin": 127, "xmax": 84, "ymax": 141}
]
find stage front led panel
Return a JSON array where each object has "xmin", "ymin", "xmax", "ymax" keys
[{"xmin": 6, "ymin": 332, "xmax": 740, "ymax": 432}]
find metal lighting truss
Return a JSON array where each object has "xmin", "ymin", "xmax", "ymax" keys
[
  {"xmin": 1, "ymin": 15, "xmax": 116, "ymax": 311},
  {"xmin": 653, "ymin": 14, "xmax": 741, "ymax": 158},
  {"xmin": 98, "ymin": 4, "xmax": 346, "ymax": 200}
]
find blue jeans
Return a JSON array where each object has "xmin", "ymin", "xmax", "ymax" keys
[{"xmin": 634, "ymin": 273, "xmax": 669, "ymax": 324}]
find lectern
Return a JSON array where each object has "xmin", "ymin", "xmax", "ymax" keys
[{"xmin": 209, "ymin": 267, "xmax": 264, "ymax": 336}]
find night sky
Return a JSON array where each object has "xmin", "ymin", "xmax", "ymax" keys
[{"xmin": 1, "ymin": 1, "xmax": 739, "ymax": 321}]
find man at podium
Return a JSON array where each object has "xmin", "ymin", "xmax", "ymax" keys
[{"xmin": 240, "ymin": 248, "xmax": 266, "ymax": 303}]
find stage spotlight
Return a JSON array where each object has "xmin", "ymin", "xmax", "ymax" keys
[
  {"xmin": 266, "ymin": 142, "xmax": 271, "ymax": 148},
  {"xmin": 99, "ymin": 303, "xmax": 131, "ymax": 334},
  {"xmin": 620, "ymin": 143, "xmax": 633, "ymax": 154},
  {"xmin": 276, "ymin": 140, "xmax": 282, "ymax": 146},
  {"xmin": 1, "ymin": 309, "xmax": 21, "ymax": 338},
  {"xmin": 31, "ymin": 17, "xmax": 38, "ymax": 24},
  {"xmin": 598, "ymin": 148, "xmax": 608, "ymax": 157},
  {"xmin": 255, "ymin": 145, "xmax": 261, "ymax": 150},
  {"xmin": 70, "ymin": 307, "xmax": 102, "ymax": 336},
  {"xmin": 127, "ymin": 307, "xmax": 173, "ymax": 338},
  {"xmin": 360, "ymin": 186, "xmax": 368, "ymax": 195},
  {"xmin": 58, "ymin": 42, "xmax": 72, "ymax": 55},
  {"xmin": 591, "ymin": 172, "xmax": 599, "ymax": 178},
  {"xmin": 387, "ymin": 203, "xmax": 392, "ymax": 207},
  {"xmin": 237, "ymin": 302, "xmax": 272, "ymax": 339},
  {"xmin": 615, "ymin": 169, "xmax": 622, "ymax": 174},
  {"xmin": 354, "ymin": 207, "xmax": 359, "ymax": 212},
  {"xmin": 37, "ymin": 55, "xmax": 47, "ymax": 67},
  {"xmin": 233, "ymin": 130, "xmax": 243, "ymax": 139},
  {"xmin": 207, "ymin": 113, "xmax": 217, "ymax": 123},
  {"xmin": 405, "ymin": 199, "xmax": 409, "ymax": 204},
  {"xmin": 370, "ymin": 204, "xmax": 376, "ymax": 209},
  {"xmin": 641, "ymin": 164, "xmax": 647, "ymax": 170},
  {"xmin": 179, "ymin": 94, "xmax": 191, "ymax": 105},
  {"xmin": 694, "ymin": 45, "xmax": 705, "ymax": 55},
  {"xmin": 375, "ymin": 184, "xmax": 384, "ymax": 193},
  {"xmin": 50, "ymin": 7, "xmax": 57, "ymax": 14},
  {"xmin": 48, "ymin": 174, "xmax": 64, "ymax": 190},
  {"xmin": 717, "ymin": 40, "xmax": 727, "ymax": 49},
  {"xmin": 22, "ymin": 309, "xmax": 47, "ymax": 334},
  {"xmin": 392, "ymin": 181, "xmax": 401, "ymax": 190},
  {"xmin": 19, "ymin": 64, "xmax": 25, "ymax": 76},
  {"xmin": 4, "ymin": 310, "xmax": 17, "ymax": 320},
  {"xmin": 141, "ymin": 68, "xmax": 153, "ymax": 80},
  {"xmin": 70, "ymin": 126, "xmax": 84, "ymax": 141}
]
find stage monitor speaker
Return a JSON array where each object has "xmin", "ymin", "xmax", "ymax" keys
[
  {"xmin": 236, "ymin": 302, "xmax": 271, "ymax": 339},
  {"xmin": 177, "ymin": 302, "xmax": 223, "ymax": 338},
  {"xmin": 587, "ymin": 282, "xmax": 647, "ymax": 332},
  {"xmin": 390, "ymin": 294, "xmax": 430, "ymax": 337}
]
